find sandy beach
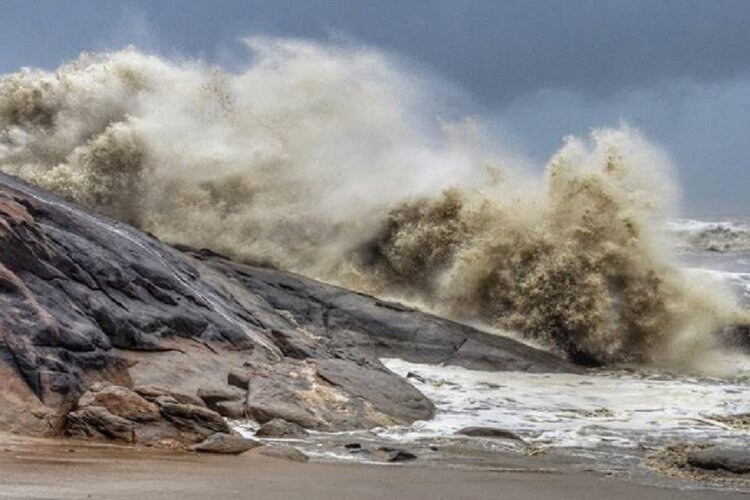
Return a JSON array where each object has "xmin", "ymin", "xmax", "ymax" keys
[{"xmin": 0, "ymin": 434, "xmax": 745, "ymax": 500}]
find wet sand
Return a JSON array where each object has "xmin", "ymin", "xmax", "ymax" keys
[{"xmin": 0, "ymin": 435, "xmax": 746, "ymax": 500}]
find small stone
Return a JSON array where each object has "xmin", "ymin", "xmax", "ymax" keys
[
  {"xmin": 344, "ymin": 443, "xmax": 362, "ymax": 450},
  {"xmin": 375, "ymin": 447, "xmax": 417, "ymax": 462}
]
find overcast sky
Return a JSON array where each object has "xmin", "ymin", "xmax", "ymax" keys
[{"xmin": 2, "ymin": 0, "xmax": 748, "ymax": 216}]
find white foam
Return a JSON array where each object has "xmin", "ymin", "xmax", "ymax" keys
[{"xmin": 380, "ymin": 359, "xmax": 750, "ymax": 450}]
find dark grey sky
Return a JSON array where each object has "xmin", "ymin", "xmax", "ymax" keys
[{"xmin": 2, "ymin": 0, "xmax": 748, "ymax": 215}]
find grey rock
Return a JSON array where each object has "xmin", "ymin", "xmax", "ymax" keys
[
  {"xmin": 242, "ymin": 359, "xmax": 408, "ymax": 431},
  {"xmin": 78, "ymin": 385, "xmax": 160, "ymax": 423},
  {"xmin": 66, "ymin": 406, "xmax": 134, "ymax": 443},
  {"xmin": 213, "ymin": 400, "xmax": 248, "ymax": 419},
  {"xmin": 158, "ymin": 401, "xmax": 231, "ymax": 439},
  {"xmin": 687, "ymin": 447, "xmax": 750, "ymax": 474},
  {"xmin": 259, "ymin": 445, "xmax": 309, "ymax": 463},
  {"xmin": 66, "ymin": 384, "xmax": 233, "ymax": 447},
  {"xmin": 255, "ymin": 418, "xmax": 309, "ymax": 439},
  {"xmin": 227, "ymin": 368, "xmax": 252, "ymax": 390},
  {"xmin": 197, "ymin": 384, "xmax": 246, "ymax": 411},
  {"xmin": 456, "ymin": 427, "xmax": 524, "ymax": 442},
  {"xmin": 375, "ymin": 447, "xmax": 417, "ymax": 462},
  {"xmin": 134, "ymin": 385, "xmax": 205, "ymax": 407},
  {"xmin": 192, "ymin": 433, "xmax": 261, "ymax": 455},
  {"xmin": 314, "ymin": 358, "xmax": 434, "ymax": 423}
]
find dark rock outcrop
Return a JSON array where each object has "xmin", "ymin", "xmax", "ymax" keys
[{"xmin": 0, "ymin": 172, "xmax": 578, "ymax": 445}]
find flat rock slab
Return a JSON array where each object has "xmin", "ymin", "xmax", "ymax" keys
[{"xmin": 687, "ymin": 447, "xmax": 750, "ymax": 474}]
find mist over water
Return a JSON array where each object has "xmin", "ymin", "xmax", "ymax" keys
[{"xmin": 0, "ymin": 39, "xmax": 745, "ymax": 371}]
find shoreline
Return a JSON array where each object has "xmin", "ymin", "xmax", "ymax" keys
[{"xmin": 1, "ymin": 434, "xmax": 747, "ymax": 500}]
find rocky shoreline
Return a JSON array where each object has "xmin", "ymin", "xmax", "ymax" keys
[
  {"xmin": 0, "ymin": 172, "xmax": 574, "ymax": 445},
  {"xmin": 1, "ymin": 171, "xmax": 750, "ymax": 491}
]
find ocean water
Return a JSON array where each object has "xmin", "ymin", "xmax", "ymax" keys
[
  {"xmin": 379, "ymin": 359, "xmax": 750, "ymax": 451},
  {"xmin": 669, "ymin": 217, "xmax": 750, "ymax": 306}
]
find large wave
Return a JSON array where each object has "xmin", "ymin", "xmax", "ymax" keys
[{"xmin": 0, "ymin": 39, "xmax": 745, "ymax": 370}]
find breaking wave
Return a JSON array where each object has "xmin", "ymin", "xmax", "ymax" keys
[
  {"xmin": 668, "ymin": 219, "xmax": 750, "ymax": 253},
  {"xmin": 0, "ymin": 40, "xmax": 745, "ymax": 370}
]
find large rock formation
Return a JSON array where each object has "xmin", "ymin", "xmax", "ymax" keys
[{"xmin": 0, "ymin": 172, "xmax": 577, "ymax": 444}]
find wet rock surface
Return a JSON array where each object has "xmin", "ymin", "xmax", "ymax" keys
[
  {"xmin": 0, "ymin": 173, "xmax": 577, "ymax": 446},
  {"xmin": 456, "ymin": 427, "xmax": 525, "ymax": 442},
  {"xmin": 687, "ymin": 447, "xmax": 750, "ymax": 474},
  {"xmin": 375, "ymin": 447, "xmax": 418, "ymax": 462}
]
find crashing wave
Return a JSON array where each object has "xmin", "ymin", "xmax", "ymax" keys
[{"xmin": 0, "ymin": 40, "xmax": 745, "ymax": 369}]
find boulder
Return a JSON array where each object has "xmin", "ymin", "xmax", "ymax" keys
[
  {"xmin": 66, "ymin": 406, "xmax": 135, "ymax": 443},
  {"xmin": 243, "ymin": 359, "xmax": 403, "ymax": 431},
  {"xmin": 687, "ymin": 447, "xmax": 750, "ymax": 474},
  {"xmin": 157, "ymin": 400, "xmax": 230, "ymax": 439},
  {"xmin": 259, "ymin": 445, "xmax": 309, "ymax": 463},
  {"xmin": 192, "ymin": 433, "xmax": 261, "ymax": 455},
  {"xmin": 78, "ymin": 384, "xmax": 160, "ymax": 423},
  {"xmin": 314, "ymin": 359, "xmax": 434, "ymax": 423},
  {"xmin": 66, "ymin": 384, "xmax": 230, "ymax": 447},
  {"xmin": 197, "ymin": 384, "xmax": 246, "ymax": 411},
  {"xmin": 227, "ymin": 368, "xmax": 252, "ymax": 390},
  {"xmin": 455, "ymin": 427, "xmax": 524, "ymax": 442},
  {"xmin": 255, "ymin": 419, "xmax": 309, "ymax": 439},
  {"xmin": 213, "ymin": 400, "xmax": 248, "ymax": 419},
  {"xmin": 375, "ymin": 447, "xmax": 417, "ymax": 462}
]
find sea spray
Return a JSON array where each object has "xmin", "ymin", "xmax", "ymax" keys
[{"xmin": 0, "ymin": 40, "xmax": 743, "ymax": 369}]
